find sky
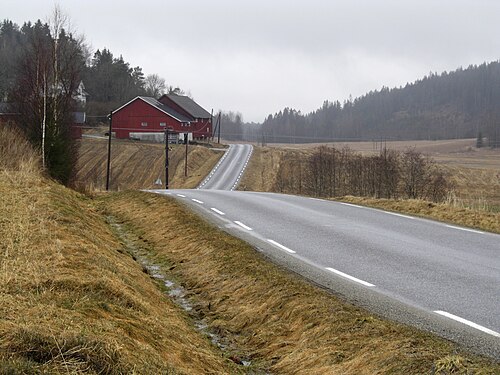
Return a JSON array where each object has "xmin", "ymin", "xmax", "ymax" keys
[{"xmin": 3, "ymin": 0, "xmax": 500, "ymax": 122}]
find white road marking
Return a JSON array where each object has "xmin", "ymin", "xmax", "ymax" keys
[
  {"xmin": 210, "ymin": 208, "xmax": 225, "ymax": 215},
  {"xmin": 340, "ymin": 202, "xmax": 363, "ymax": 208},
  {"xmin": 234, "ymin": 221, "xmax": 252, "ymax": 231},
  {"xmin": 385, "ymin": 211, "xmax": 415, "ymax": 220},
  {"xmin": 434, "ymin": 311, "xmax": 500, "ymax": 337},
  {"xmin": 267, "ymin": 239, "xmax": 296, "ymax": 254},
  {"xmin": 192, "ymin": 199, "xmax": 204, "ymax": 204},
  {"xmin": 325, "ymin": 267, "xmax": 375, "ymax": 287},
  {"xmin": 445, "ymin": 225, "xmax": 484, "ymax": 234},
  {"xmin": 176, "ymin": 194, "xmax": 186, "ymax": 198}
]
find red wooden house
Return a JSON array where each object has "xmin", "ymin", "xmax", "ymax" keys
[{"xmin": 111, "ymin": 95, "xmax": 212, "ymax": 140}]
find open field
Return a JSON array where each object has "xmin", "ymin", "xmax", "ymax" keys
[
  {"xmin": 240, "ymin": 139, "xmax": 500, "ymax": 211},
  {"xmin": 102, "ymin": 190, "xmax": 500, "ymax": 374},
  {"xmin": 74, "ymin": 137, "xmax": 223, "ymax": 192}
]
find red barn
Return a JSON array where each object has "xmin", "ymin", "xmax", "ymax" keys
[{"xmin": 111, "ymin": 95, "xmax": 212, "ymax": 140}]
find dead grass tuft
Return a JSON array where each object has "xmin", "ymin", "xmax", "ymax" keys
[
  {"xmin": 2, "ymin": 329, "xmax": 125, "ymax": 374},
  {"xmin": 433, "ymin": 355, "xmax": 474, "ymax": 374}
]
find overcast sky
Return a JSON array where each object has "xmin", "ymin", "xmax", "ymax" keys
[{"xmin": 4, "ymin": 0, "xmax": 500, "ymax": 122}]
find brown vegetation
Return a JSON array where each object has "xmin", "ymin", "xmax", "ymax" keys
[
  {"xmin": 102, "ymin": 191, "xmax": 500, "ymax": 374},
  {"xmin": 73, "ymin": 137, "xmax": 223, "ymax": 192},
  {"xmin": 241, "ymin": 140, "xmax": 500, "ymax": 221},
  {"xmin": 0, "ymin": 127, "xmax": 237, "ymax": 373}
]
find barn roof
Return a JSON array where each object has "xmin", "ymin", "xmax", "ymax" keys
[
  {"xmin": 163, "ymin": 94, "xmax": 211, "ymax": 119},
  {"xmin": 112, "ymin": 96, "xmax": 191, "ymax": 123}
]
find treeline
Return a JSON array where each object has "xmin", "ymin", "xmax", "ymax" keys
[
  {"xmin": 275, "ymin": 146, "xmax": 452, "ymax": 202},
  {"xmin": 0, "ymin": 14, "xmax": 186, "ymax": 183},
  {"xmin": 259, "ymin": 62, "xmax": 500, "ymax": 146},
  {"xmin": 0, "ymin": 18, "xmax": 186, "ymax": 118}
]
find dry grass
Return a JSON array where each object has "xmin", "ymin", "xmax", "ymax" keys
[
  {"xmin": 73, "ymin": 137, "xmax": 222, "ymax": 191},
  {"xmin": 239, "ymin": 140, "xmax": 500, "ymax": 216},
  {"xmin": 239, "ymin": 146, "xmax": 313, "ymax": 192},
  {"xmin": 102, "ymin": 191, "xmax": 500, "ymax": 374},
  {"xmin": 337, "ymin": 196, "xmax": 500, "ymax": 234},
  {"xmin": 0, "ymin": 127, "xmax": 236, "ymax": 373}
]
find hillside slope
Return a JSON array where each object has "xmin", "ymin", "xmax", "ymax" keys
[
  {"xmin": 74, "ymin": 137, "xmax": 223, "ymax": 191},
  {"xmin": 260, "ymin": 61, "xmax": 500, "ymax": 144},
  {"xmin": 0, "ymin": 127, "xmax": 236, "ymax": 373}
]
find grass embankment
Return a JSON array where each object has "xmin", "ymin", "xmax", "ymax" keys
[
  {"xmin": 0, "ymin": 127, "xmax": 236, "ymax": 373},
  {"xmin": 337, "ymin": 196, "xmax": 500, "ymax": 234},
  {"xmin": 102, "ymin": 191, "xmax": 500, "ymax": 374},
  {"xmin": 74, "ymin": 137, "xmax": 222, "ymax": 191}
]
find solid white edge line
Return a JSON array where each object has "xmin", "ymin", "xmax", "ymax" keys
[
  {"xmin": 434, "ymin": 311, "xmax": 500, "ymax": 337},
  {"xmin": 176, "ymin": 194, "xmax": 186, "ymax": 197},
  {"xmin": 340, "ymin": 202, "xmax": 363, "ymax": 208},
  {"xmin": 445, "ymin": 225, "xmax": 484, "ymax": 234},
  {"xmin": 210, "ymin": 207, "xmax": 225, "ymax": 215},
  {"xmin": 234, "ymin": 221, "xmax": 252, "ymax": 231},
  {"xmin": 325, "ymin": 267, "xmax": 375, "ymax": 287},
  {"xmin": 192, "ymin": 199, "xmax": 204, "ymax": 204},
  {"xmin": 267, "ymin": 239, "xmax": 296, "ymax": 254},
  {"xmin": 385, "ymin": 211, "xmax": 415, "ymax": 220}
]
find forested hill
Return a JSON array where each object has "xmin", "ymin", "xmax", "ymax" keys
[{"xmin": 260, "ymin": 61, "xmax": 500, "ymax": 146}]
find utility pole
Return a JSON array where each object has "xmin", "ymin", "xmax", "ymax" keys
[
  {"xmin": 217, "ymin": 111, "xmax": 221, "ymax": 144},
  {"xmin": 184, "ymin": 132, "xmax": 188, "ymax": 177},
  {"xmin": 165, "ymin": 128, "xmax": 169, "ymax": 189},
  {"xmin": 105, "ymin": 111, "xmax": 112, "ymax": 191},
  {"xmin": 210, "ymin": 109, "xmax": 213, "ymax": 143}
]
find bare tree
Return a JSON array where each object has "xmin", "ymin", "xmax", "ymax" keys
[
  {"xmin": 144, "ymin": 73, "xmax": 166, "ymax": 98},
  {"xmin": 12, "ymin": 6, "xmax": 84, "ymax": 183}
]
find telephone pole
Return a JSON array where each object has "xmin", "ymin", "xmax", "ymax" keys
[
  {"xmin": 164, "ymin": 128, "xmax": 169, "ymax": 189},
  {"xmin": 184, "ymin": 132, "xmax": 188, "ymax": 177},
  {"xmin": 217, "ymin": 111, "xmax": 221, "ymax": 144},
  {"xmin": 105, "ymin": 112, "xmax": 112, "ymax": 191}
]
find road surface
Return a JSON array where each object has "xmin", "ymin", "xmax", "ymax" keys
[
  {"xmin": 149, "ymin": 144, "xmax": 500, "ymax": 359},
  {"xmin": 197, "ymin": 144, "xmax": 253, "ymax": 190}
]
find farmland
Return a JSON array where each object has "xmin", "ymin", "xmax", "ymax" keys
[
  {"xmin": 73, "ymin": 136, "xmax": 224, "ymax": 192},
  {"xmin": 239, "ymin": 138, "xmax": 500, "ymax": 211}
]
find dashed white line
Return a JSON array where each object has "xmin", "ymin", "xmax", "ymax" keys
[
  {"xmin": 176, "ymin": 194, "xmax": 186, "ymax": 198},
  {"xmin": 267, "ymin": 239, "xmax": 296, "ymax": 254},
  {"xmin": 385, "ymin": 211, "xmax": 415, "ymax": 220},
  {"xmin": 445, "ymin": 225, "xmax": 484, "ymax": 234},
  {"xmin": 210, "ymin": 208, "xmax": 225, "ymax": 215},
  {"xmin": 192, "ymin": 199, "xmax": 204, "ymax": 204},
  {"xmin": 434, "ymin": 311, "xmax": 500, "ymax": 337},
  {"xmin": 325, "ymin": 267, "xmax": 375, "ymax": 287},
  {"xmin": 234, "ymin": 221, "xmax": 252, "ymax": 230}
]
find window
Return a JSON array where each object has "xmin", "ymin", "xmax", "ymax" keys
[
  {"xmin": 160, "ymin": 122, "xmax": 166, "ymax": 127},
  {"xmin": 141, "ymin": 122, "xmax": 148, "ymax": 127}
]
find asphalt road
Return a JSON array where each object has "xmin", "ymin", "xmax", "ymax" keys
[
  {"xmin": 149, "ymin": 143, "xmax": 500, "ymax": 359},
  {"xmin": 197, "ymin": 144, "xmax": 253, "ymax": 190}
]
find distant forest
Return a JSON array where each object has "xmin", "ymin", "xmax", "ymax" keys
[
  {"xmin": 223, "ymin": 62, "xmax": 500, "ymax": 147},
  {"xmin": 0, "ymin": 19, "xmax": 185, "ymax": 120},
  {"xmin": 2, "ymin": 19, "xmax": 499, "ymax": 146}
]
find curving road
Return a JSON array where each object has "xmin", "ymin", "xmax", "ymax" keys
[
  {"xmin": 150, "ymin": 144, "xmax": 500, "ymax": 359},
  {"xmin": 197, "ymin": 144, "xmax": 253, "ymax": 190}
]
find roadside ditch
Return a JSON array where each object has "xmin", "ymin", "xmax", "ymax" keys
[{"xmin": 105, "ymin": 214, "xmax": 269, "ymax": 374}]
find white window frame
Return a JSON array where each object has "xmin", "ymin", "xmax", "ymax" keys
[
  {"xmin": 160, "ymin": 122, "xmax": 166, "ymax": 127},
  {"xmin": 141, "ymin": 122, "xmax": 148, "ymax": 127}
]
